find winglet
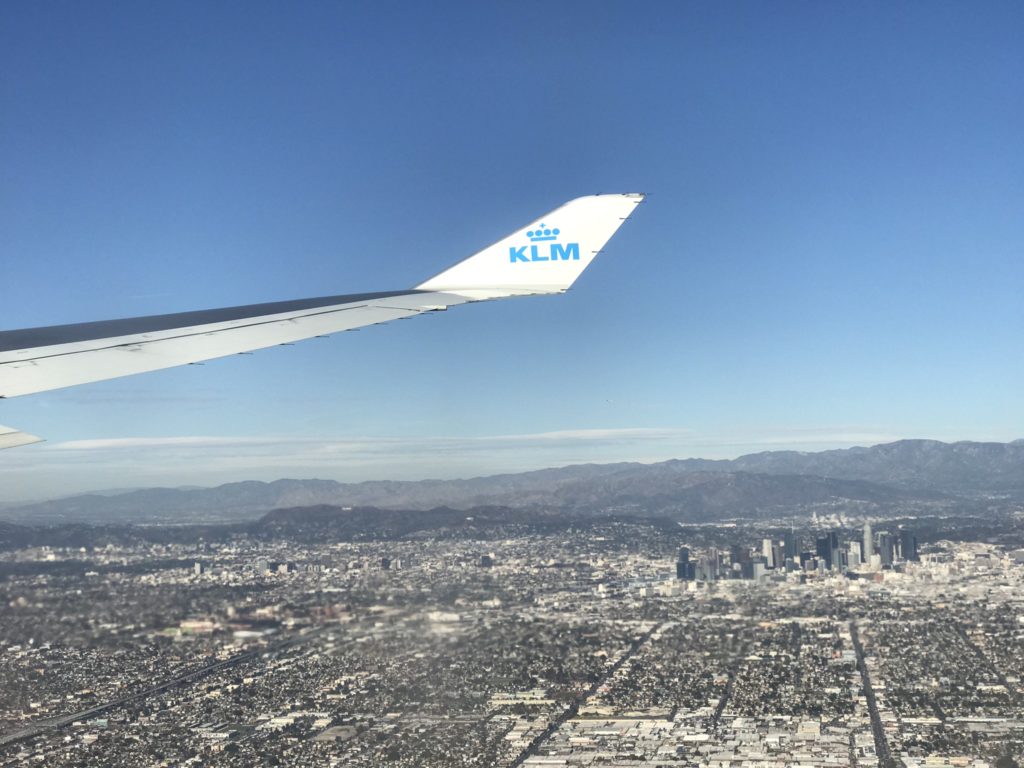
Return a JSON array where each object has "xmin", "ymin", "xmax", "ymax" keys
[
  {"xmin": 0, "ymin": 424, "xmax": 43, "ymax": 450},
  {"xmin": 416, "ymin": 193, "xmax": 644, "ymax": 298}
]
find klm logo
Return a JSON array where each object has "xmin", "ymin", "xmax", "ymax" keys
[{"xmin": 509, "ymin": 223, "xmax": 580, "ymax": 263}]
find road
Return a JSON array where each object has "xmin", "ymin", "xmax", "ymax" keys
[
  {"xmin": 0, "ymin": 624, "xmax": 331, "ymax": 749},
  {"xmin": 509, "ymin": 622, "xmax": 661, "ymax": 767},
  {"xmin": 849, "ymin": 621, "xmax": 902, "ymax": 768}
]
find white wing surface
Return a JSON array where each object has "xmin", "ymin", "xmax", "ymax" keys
[
  {"xmin": 0, "ymin": 193, "xmax": 643, "ymax": 445},
  {"xmin": 0, "ymin": 425, "xmax": 42, "ymax": 449}
]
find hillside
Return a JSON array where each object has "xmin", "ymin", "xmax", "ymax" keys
[{"xmin": 3, "ymin": 438, "xmax": 1017, "ymax": 525}]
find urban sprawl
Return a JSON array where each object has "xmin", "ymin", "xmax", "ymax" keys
[{"xmin": 1, "ymin": 516, "xmax": 1023, "ymax": 767}]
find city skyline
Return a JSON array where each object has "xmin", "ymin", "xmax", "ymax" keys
[{"xmin": 3, "ymin": 508, "xmax": 1021, "ymax": 765}]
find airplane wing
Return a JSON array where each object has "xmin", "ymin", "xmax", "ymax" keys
[
  {"xmin": 0, "ymin": 425, "xmax": 42, "ymax": 449},
  {"xmin": 0, "ymin": 193, "xmax": 643, "ymax": 446}
]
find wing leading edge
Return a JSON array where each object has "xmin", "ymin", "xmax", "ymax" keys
[{"xmin": 0, "ymin": 193, "xmax": 644, "ymax": 445}]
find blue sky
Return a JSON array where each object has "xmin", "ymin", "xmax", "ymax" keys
[{"xmin": 2, "ymin": 1, "xmax": 1022, "ymax": 500}]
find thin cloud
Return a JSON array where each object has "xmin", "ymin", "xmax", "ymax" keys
[
  {"xmin": 49, "ymin": 435, "xmax": 315, "ymax": 451},
  {"xmin": 484, "ymin": 427, "xmax": 687, "ymax": 442},
  {"xmin": 46, "ymin": 427, "xmax": 688, "ymax": 453}
]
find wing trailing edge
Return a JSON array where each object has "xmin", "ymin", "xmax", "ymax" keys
[{"xmin": 0, "ymin": 425, "xmax": 43, "ymax": 450}]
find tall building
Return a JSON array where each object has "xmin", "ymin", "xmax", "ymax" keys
[
  {"xmin": 783, "ymin": 530, "xmax": 799, "ymax": 561},
  {"xmin": 740, "ymin": 559, "xmax": 755, "ymax": 579},
  {"xmin": 762, "ymin": 538, "xmax": 775, "ymax": 568},
  {"xmin": 899, "ymin": 528, "xmax": 919, "ymax": 561},
  {"xmin": 771, "ymin": 542, "xmax": 785, "ymax": 571},
  {"xmin": 707, "ymin": 547, "xmax": 721, "ymax": 581},
  {"xmin": 694, "ymin": 553, "xmax": 719, "ymax": 583},
  {"xmin": 847, "ymin": 541, "xmax": 862, "ymax": 568},
  {"xmin": 676, "ymin": 547, "xmax": 691, "ymax": 580},
  {"xmin": 813, "ymin": 532, "xmax": 842, "ymax": 571},
  {"xmin": 815, "ymin": 536, "xmax": 832, "ymax": 570},
  {"xmin": 863, "ymin": 522, "xmax": 874, "ymax": 562},
  {"xmin": 730, "ymin": 544, "xmax": 750, "ymax": 565},
  {"xmin": 878, "ymin": 533, "xmax": 894, "ymax": 567},
  {"xmin": 728, "ymin": 544, "xmax": 742, "ymax": 566}
]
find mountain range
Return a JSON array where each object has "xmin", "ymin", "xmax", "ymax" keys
[{"xmin": 2, "ymin": 439, "xmax": 1021, "ymax": 525}]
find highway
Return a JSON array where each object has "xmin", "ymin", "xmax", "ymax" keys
[
  {"xmin": 850, "ymin": 621, "xmax": 903, "ymax": 768},
  {"xmin": 0, "ymin": 624, "xmax": 331, "ymax": 749},
  {"xmin": 509, "ymin": 622, "xmax": 661, "ymax": 767}
]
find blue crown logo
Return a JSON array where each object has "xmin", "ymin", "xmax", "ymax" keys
[{"xmin": 526, "ymin": 223, "xmax": 560, "ymax": 242}]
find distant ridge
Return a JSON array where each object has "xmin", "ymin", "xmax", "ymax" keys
[
  {"xmin": 2, "ymin": 439, "xmax": 1021, "ymax": 525},
  {"xmin": 694, "ymin": 439, "xmax": 1024, "ymax": 494}
]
